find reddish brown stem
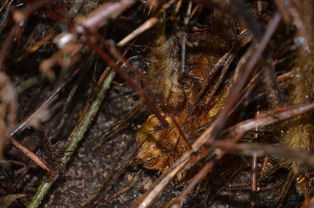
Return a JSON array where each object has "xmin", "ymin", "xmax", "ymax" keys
[
  {"xmin": 85, "ymin": 38, "xmax": 169, "ymax": 128},
  {"xmin": 211, "ymin": 13, "xmax": 282, "ymax": 140},
  {"xmin": 10, "ymin": 137, "xmax": 51, "ymax": 173}
]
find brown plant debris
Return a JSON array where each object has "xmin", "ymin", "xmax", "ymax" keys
[{"xmin": 2, "ymin": 1, "xmax": 314, "ymax": 208}]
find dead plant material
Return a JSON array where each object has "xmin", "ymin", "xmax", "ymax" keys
[{"xmin": 3, "ymin": 1, "xmax": 314, "ymax": 208}]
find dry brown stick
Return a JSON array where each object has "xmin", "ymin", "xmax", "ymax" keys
[
  {"xmin": 180, "ymin": 1, "xmax": 192, "ymax": 73},
  {"xmin": 139, "ymin": 100, "xmax": 314, "ymax": 207},
  {"xmin": 164, "ymin": 151, "xmax": 224, "ymax": 208},
  {"xmin": 76, "ymin": 0, "xmax": 136, "ymax": 30},
  {"xmin": 228, "ymin": 102, "xmax": 314, "ymax": 137},
  {"xmin": 191, "ymin": 31, "xmax": 251, "ymax": 113},
  {"xmin": 117, "ymin": 17, "xmax": 158, "ymax": 47},
  {"xmin": 53, "ymin": 0, "xmax": 137, "ymax": 49},
  {"xmin": 211, "ymin": 12, "xmax": 282, "ymax": 141},
  {"xmin": 169, "ymin": 114, "xmax": 192, "ymax": 151},
  {"xmin": 135, "ymin": 127, "xmax": 211, "ymax": 208},
  {"xmin": 163, "ymin": 132, "xmax": 244, "ymax": 208},
  {"xmin": 83, "ymin": 26, "xmax": 146, "ymax": 88},
  {"xmin": 225, "ymin": 143, "xmax": 314, "ymax": 166},
  {"xmin": 166, "ymin": 100, "xmax": 314, "ymax": 207},
  {"xmin": 262, "ymin": 58, "xmax": 282, "ymax": 106},
  {"xmin": 85, "ymin": 37, "xmax": 169, "ymax": 127},
  {"xmin": 9, "ymin": 137, "xmax": 51, "ymax": 172},
  {"xmin": 191, "ymin": 51, "xmax": 234, "ymax": 108},
  {"xmin": 135, "ymin": 157, "xmax": 190, "ymax": 208},
  {"xmin": 117, "ymin": 0, "xmax": 177, "ymax": 47},
  {"xmin": 250, "ymin": 113, "xmax": 259, "ymax": 208}
]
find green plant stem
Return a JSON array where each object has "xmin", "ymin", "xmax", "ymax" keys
[{"xmin": 27, "ymin": 69, "xmax": 115, "ymax": 208}]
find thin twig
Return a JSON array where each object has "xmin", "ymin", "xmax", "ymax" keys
[
  {"xmin": 211, "ymin": 12, "xmax": 282, "ymax": 141},
  {"xmin": 164, "ymin": 100, "xmax": 314, "ymax": 207},
  {"xmin": 169, "ymin": 114, "xmax": 192, "ymax": 151},
  {"xmin": 227, "ymin": 102, "xmax": 314, "ymax": 137},
  {"xmin": 117, "ymin": 0, "xmax": 177, "ymax": 47},
  {"xmin": 76, "ymin": 0, "xmax": 136, "ymax": 30},
  {"xmin": 224, "ymin": 143, "xmax": 314, "ymax": 166},
  {"xmin": 191, "ymin": 31, "xmax": 251, "ymax": 112},
  {"xmin": 9, "ymin": 137, "xmax": 51, "ymax": 172},
  {"xmin": 85, "ymin": 37, "xmax": 169, "ymax": 127},
  {"xmin": 10, "ymin": 68, "xmax": 80, "ymax": 137},
  {"xmin": 27, "ymin": 69, "xmax": 116, "ymax": 208}
]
